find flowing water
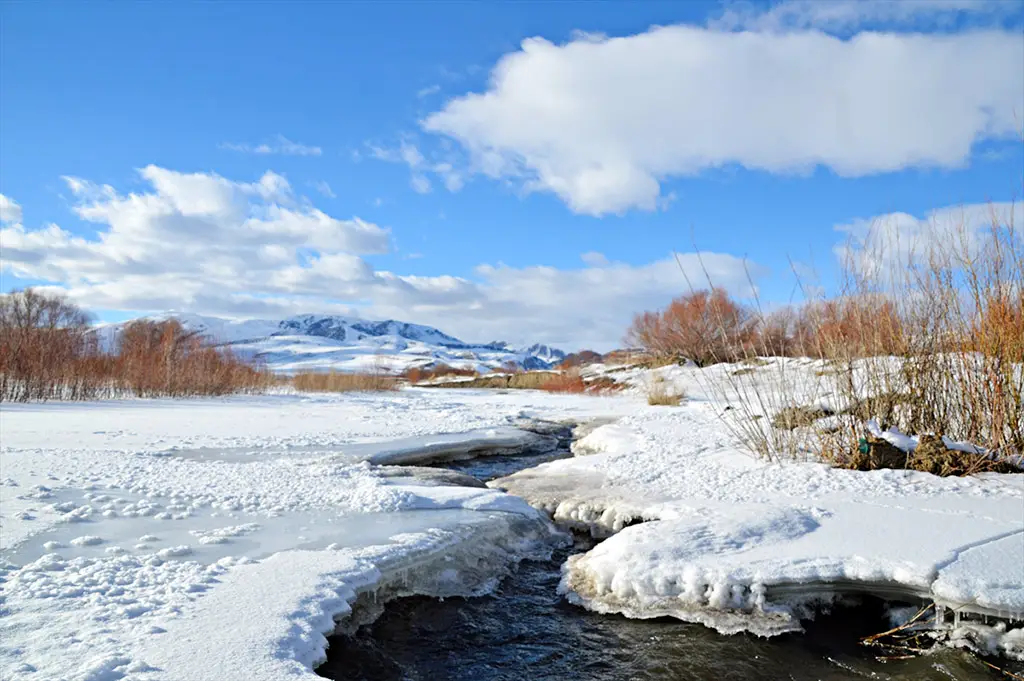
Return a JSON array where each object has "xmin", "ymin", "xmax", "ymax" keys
[{"xmin": 317, "ymin": 444, "xmax": 1016, "ymax": 681}]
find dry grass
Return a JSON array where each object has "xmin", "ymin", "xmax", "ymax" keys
[
  {"xmin": 537, "ymin": 369, "xmax": 587, "ymax": 393},
  {"xmin": 414, "ymin": 367, "xmax": 621, "ymax": 395},
  {"xmin": 0, "ymin": 290, "xmax": 271, "ymax": 401},
  {"xmin": 646, "ymin": 374, "xmax": 684, "ymax": 406},
  {"xmin": 292, "ymin": 370, "xmax": 398, "ymax": 392},
  {"xmin": 670, "ymin": 201, "xmax": 1024, "ymax": 473}
]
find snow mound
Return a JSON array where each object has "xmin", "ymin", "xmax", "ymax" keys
[{"xmin": 493, "ymin": 401, "xmax": 1024, "ymax": 647}]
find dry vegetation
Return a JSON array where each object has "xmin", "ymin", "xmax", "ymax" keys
[
  {"xmin": 627, "ymin": 203, "xmax": 1024, "ymax": 474},
  {"xmin": 403, "ymin": 363, "xmax": 479, "ymax": 384},
  {"xmin": 646, "ymin": 374, "xmax": 684, "ymax": 406},
  {"xmin": 0, "ymin": 289, "xmax": 271, "ymax": 401},
  {"xmin": 292, "ymin": 370, "xmax": 398, "ymax": 392},
  {"xmin": 409, "ymin": 364, "xmax": 621, "ymax": 395}
]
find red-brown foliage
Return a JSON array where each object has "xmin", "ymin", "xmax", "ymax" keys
[
  {"xmin": 626, "ymin": 289, "xmax": 753, "ymax": 366},
  {"xmin": 0, "ymin": 289, "xmax": 270, "ymax": 401},
  {"xmin": 537, "ymin": 371, "xmax": 587, "ymax": 393},
  {"xmin": 971, "ymin": 289, "xmax": 1024, "ymax": 362},
  {"xmin": 792, "ymin": 297, "xmax": 905, "ymax": 358}
]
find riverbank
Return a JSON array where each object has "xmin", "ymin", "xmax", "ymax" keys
[{"xmin": 1, "ymin": 383, "xmax": 1020, "ymax": 679}]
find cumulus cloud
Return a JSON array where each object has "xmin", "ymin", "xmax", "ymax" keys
[
  {"xmin": 834, "ymin": 201, "xmax": 1023, "ymax": 275},
  {"xmin": 372, "ymin": 253, "xmax": 761, "ymax": 351},
  {"xmin": 0, "ymin": 165, "xmax": 760, "ymax": 350},
  {"xmin": 220, "ymin": 134, "xmax": 322, "ymax": 156},
  {"xmin": 1, "ymin": 165, "xmax": 395, "ymax": 311},
  {"xmin": 0, "ymin": 194, "xmax": 22, "ymax": 224},
  {"xmin": 422, "ymin": 26, "xmax": 1023, "ymax": 215},
  {"xmin": 580, "ymin": 251, "xmax": 610, "ymax": 267}
]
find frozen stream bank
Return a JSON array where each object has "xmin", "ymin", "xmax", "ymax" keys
[{"xmin": 2, "ymin": 389, "xmax": 1021, "ymax": 679}]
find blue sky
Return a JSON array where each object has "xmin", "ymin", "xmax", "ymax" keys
[{"xmin": 1, "ymin": 0, "xmax": 1022, "ymax": 350}]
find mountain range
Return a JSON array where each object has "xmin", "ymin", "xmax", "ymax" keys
[{"xmin": 96, "ymin": 313, "xmax": 567, "ymax": 374}]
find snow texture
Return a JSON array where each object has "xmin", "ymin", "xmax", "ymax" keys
[
  {"xmin": 0, "ymin": 389, "xmax": 636, "ymax": 680},
  {"xmin": 492, "ymin": 362, "xmax": 1024, "ymax": 650}
]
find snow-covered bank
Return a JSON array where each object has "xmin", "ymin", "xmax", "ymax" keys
[
  {"xmin": 0, "ymin": 389, "xmax": 637, "ymax": 680},
  {"xmin": 491, "ymin": 400, "xmax": 1024, "ymax": 656}
]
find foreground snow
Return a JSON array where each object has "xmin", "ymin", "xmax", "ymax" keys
[
  {"xmin": 0, "ymin": 389, "xmax": 637, "ymax": 680},
  {"xmin": 3, "ymin": 368, "xmax": 1022, "ymax": 678},
  {"xmin": 492, "ymin": 390, "xmax": 1024, "ymax": 657}
]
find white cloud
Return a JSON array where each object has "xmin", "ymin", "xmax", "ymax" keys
[
  {"xmin": 580, "ymin": 251, "xmax": 610, "ymax": 267},
  {"xmin": 0, "ymin": 165, "xmax": 761, "ymax": 350},
  {"xmin": 410, "ymin": 175, "xmax": 432, "ymax": 194},
  {"xmin": 370, "ymin": 140, "xmax": 465, "ymax": 195},
  {"xmin": 312, "ymin": 180, "xmax": 336, "ymax": 198},
  {"xmin": 220, "ymin": 134, "xmax": 322, "ymax": 156},
  {"xmin": 417, "ymin": 84, "xmax": 442, "ymax": 98},
  {"xmin": 422, "ymin": 253, "xmax": 762, "ymax": 350},
  {"xmin": 422, "ymin": 26, "xmax": 1023, "ymax": 215},
  {"xmin": 834, "ymin": 200, "xmax": 1023, "ymax": 276},
  {"xmin": 711, "ymin": 0, "xmax": 1019, "ymax": 32},
  {"xmin": 1, "ymin": 165, "xmax": 394, "ymax": 310},
  {"xmin": 0, "ymin": 194, "xmax": 22, "ymax": 224}
]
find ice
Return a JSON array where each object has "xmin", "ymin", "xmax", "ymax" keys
[
  {"xmin": 1, "ymin": 390, "xmax": 628, "ymax": 679},
  {"xmin": 493, "ymin": 389, "xmax": 1024, "ymax": 649}
]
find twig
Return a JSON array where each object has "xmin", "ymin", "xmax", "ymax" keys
[{"xmin": 861, "ymin": 603, "xmax": 935, "ymax": 645}]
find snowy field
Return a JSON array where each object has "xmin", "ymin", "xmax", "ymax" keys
[
  {"xmin": 2, "ymin": 373, "xmax": 1023, "ymax": 680},
  {"xmin": 0, "ymin": 389, "xmax": 637, "ymax": 680}
]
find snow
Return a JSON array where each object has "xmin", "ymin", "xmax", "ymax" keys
[
  {"xmin": 94, "ymin": 312, "xmax": 567, "ymax": 374},
  {"xmin": 0, "ymin": 388, "xmax": 637, "ymax": 680},
  {"xmin": 491, "ymin": 374, "xmax": 1024, "ymax": 651},
  {"xmin": 3, "ymin": 359, "xmax": 1023, "ymax": 676}
]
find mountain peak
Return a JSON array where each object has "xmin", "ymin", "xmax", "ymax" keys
[{"xmin": 95, "ymin": 313, "xmax": 566, "ymax": 375}]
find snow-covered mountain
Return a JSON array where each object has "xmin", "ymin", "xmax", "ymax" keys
[{"xmin": 95, "ymin": 313, "xmax": 567, "ymax": 375}]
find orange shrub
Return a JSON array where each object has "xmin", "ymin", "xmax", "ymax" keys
[
  {"xmin": 626, "ymin": 289, "xmax": 753, "ymax": 365},
  {"xmin": 793, "ymin": 297, "xmax": 905, "ymax": 358},
  {"xmin": 0, "ymin": 289, "xmax": 269, "ymax": 401}
]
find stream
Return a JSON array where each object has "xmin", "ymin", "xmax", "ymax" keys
[{"xmin": 317, "ymin": 433, "xmax": 1016, "ymax": 681}]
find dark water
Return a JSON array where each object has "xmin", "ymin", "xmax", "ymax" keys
[
  {"xmin": 319, "ymin": 448, "xmax": 1015, "ymax": 681},
  {"xmin": 436, "ymin": 447, "xmax": 572, "ymax": 482},
  {"xmin": 319, "ymin": 540, "xmax": 1011, "ymax": 681}
]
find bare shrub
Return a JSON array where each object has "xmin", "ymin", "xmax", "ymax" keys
[
  {"xmin": 626, "ymin": 289, "xmax": 753, "ymax": 366},
  {"xmin": 697, "ymin": 202, "xmax": 1024, "ymax": 471},
  {"xmin": 665, "ymin": 200, "xmax": 1023, "ymax": 473},
  {"xmin": 0, "ymin": 290, "xmax": 270, "ymax": 401}
]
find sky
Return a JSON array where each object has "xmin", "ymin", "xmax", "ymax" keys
[{"xmin": 1, "ymin": 0, "xmax": 1022, "ymax": 351}]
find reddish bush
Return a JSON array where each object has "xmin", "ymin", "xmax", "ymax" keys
[
  {"xmin": 626, "ymin": 289, "xmax": 753, "ymax": 365},
  {"xmin": 971, "ymin": 289, "xmax": 1024, "ymax": 362},
  {"xmin": 0, "ymin": 289, "xmax": 269, "ymax": 402},
  {"xmin": 793, "ymin": 297, "xmax": 904, "ymax": 358}
]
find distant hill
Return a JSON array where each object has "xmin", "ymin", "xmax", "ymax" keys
[{"xmin": 95, "ymin": 313, "xmax": 567, "ymax": 375}]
